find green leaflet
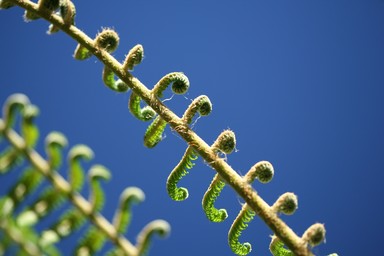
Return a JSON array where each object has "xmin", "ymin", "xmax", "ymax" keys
[
  {"xmin": 128, "ymin": 92, "xmax": 156, "ymax": 121},
  {"xmin": 113, "ymin": 187, "xmax": 145, "ymax": 234},
  {"xmin": 143, "ymin": 116, "xmax": 167, "ymax": 148},
  {"xmin": 73, "ymin": 44, "xmax": 91, "ymax": 60},
  {"xmin": 166, "ymin": 147, "xmax": 197, "ymax": 201},
  {"xmin": 269, "ymin": 236, "xmax": 294, "ymax": 256},
  {"xmin": 67, "ymin": 144, "xmax": 94, "ymax": 192},
  {"xmin": 21, "ymin": 104, "xmax": 39, "ymax": 147},
  {"xmin": 45, "ymin": 131, "xmax": 68, "ymax": 170},
  {"xmin": 88, "ymin": 164, "xmax": 111, "ymax": 212},
  {"xmin": 74, "ymin": 226, "xmax": 106, "ymax": 255},
  {"xmin": 136, "ymin": 220, "xmax": 171, "ymax": 256},
  {"xmin": 102, "ymin": 66, "xmax": 129, "ymax": 92},
  {"xmin": 2, "ymin": 93, "xmax": 30, "ymax": 130},
  {"xmin": 202, "ymin": 174, "xmax": 228, "ymax": 222},
  {"xmin": 228, "ymin": 204, "xmax": 256, "ymax": 256}
]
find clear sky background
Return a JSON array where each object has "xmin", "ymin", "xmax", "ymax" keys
[{"xmin": 1, "ymin": 0, "xmax": 384, "ymax": 255}]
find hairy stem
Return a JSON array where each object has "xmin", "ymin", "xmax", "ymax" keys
[{"xmin": 7, "ymin": 1, "xmax": 312, "ymax": 254}]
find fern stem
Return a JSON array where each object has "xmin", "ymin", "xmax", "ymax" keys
[
  {"xmin": 4, "ymin": 2, "xmax": 314, "ymax": 254},
  {"xmin": 0, "ymin": 119, "xmax": 138, "ymax": 255}
]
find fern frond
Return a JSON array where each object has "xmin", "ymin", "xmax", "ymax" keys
[
  {"xmin": 113, "ymin": 187, "xmax": 145, "ymax": 234},
  {"xmin": 128, "ymin": 92, "xmax": 156, "ymax": 121},
  {"xmin": 20, "ymin": 104, "xmax": 39, "ymax": 147},
  {"xmin": 152, "ymin": 72, "xmax": 189, "ymax": 98},
  {"xmin": 228, "ymin": 204, "xmax": 256, "ymax": 255},
  {"xmin": 136, "ymin": 220, "xmax": 171, "ymax": 256},
  {"xmin": 67, "ymin": 144, "xmax": 93, "ymax": 192},
  {"xmin": 88, "ymin": 164, "xmax": 110, "ymax": 212},
  {"xmin": 102, "ymin": 65, "xmax": 129, "ymax": 92},
  {"xmin": 166, "ymin": 146, "xmax": 197, "ymax": 201},
  {"xmin": 143, "ymin": 115, "xmax": 167, "ymax": 148},
  {"xmin": 45, "ymin": 131, "xmax": 68, "ymax": 170},
  {"xmin": 269, "ymin": 235, "xmax": 294, "ymax": 256},
  {"xmin": 123, "ymin": 44, "xmax": 144, "ymax": 71},
  {"xmin": 202, "ymin": 174, "xmax": 228, "ymax": 222}
]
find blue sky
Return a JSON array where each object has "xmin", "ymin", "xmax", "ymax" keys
[{"xmin": 1, "ymin": 0, "xmax": 384, "ymax": 255}]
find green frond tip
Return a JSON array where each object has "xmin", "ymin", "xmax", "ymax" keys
[
  {"xmin": 144, "ymin": 116, "xmax": 167, "ymax": 148},
  {"xmin": 123, "ymin": 44, "xmax": 144, "ymax": 71},
  {"xmin": 2, "ymin": 93, "xmax": 30, "ymax": 129},
  {"xmin": 166, "ymin": 147, "xmax": 197, "ymax": 201},
  {"xmin": 45, "ymin": 131, "xmax": 68, "ymax": 169},
  {"xmin": 302, "ymin": 223, "xmax": 326, "ymax": 247},
  {"xmin": 88, "ymin": 164, "xmax": 111, "ymax": 211},
  {"xmin": 21, "ymin": 104, "xmax": 40, "ymax": 147},
  {"xmin": 244, "ymin": 161, "xmax": 274, "ymax": 184},
  {"xmin": 73, "ymin": 44, "xmax": 91, "ymax": 60},
  {"xmin": 269, "ymin": 235, "xmax": 294, "ymax": 256},
  {"xmin": 228, "ymin": 204, "xmax": 256, "ymax": 256},
  {"xmin": 212, "ymin": 129, "xmax": 236, "ymax": 154},
  {"xmin": 129, "ymin": 92, "xmax": 156, "ymax": 121},
  {"xmin": 67, "ymin": 144, "xmax": 94, "ymax": 191},
  {"xmin": 95, "ymin": 28, "xmax": 119, "ymax": 53},
  {"xmin": 271, "ymin": 192, "xmax": 298, "ymax": 215},
  {"xmin": 182, "ymin": 95, "xmax": 212, "ymax": 125},
  {"xmin": 102, "ymin": 66, "xmax": 129, "ymax": 92},
  {"xmin": 202, "ymin": 174, "xmax": 228, "ymax": 222},
  {"xmin": 152, "ymin": 72, "xmax": 190, "ymax": 98},
  {"xmin": 113, "ymin": 187, "xmax": 145, "ymax": 234},
  {"xmin": 136, "ymin": 220, "xmax": 171, "ymax": 256},
  {"xmin": 0, "ymin": 0, "xmax": 15, "ymax": 9}
]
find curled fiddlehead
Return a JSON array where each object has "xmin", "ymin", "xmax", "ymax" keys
[
  {"xmin": 135, "ymin": 220, "xmax": 171, "ymax": 256},
  {"xmin": 202, "ymin": 130, "xmax": 236, "ymax": 222},
  {"xmin": 102, "ymin": 66, "xmax": 129, "ymax": 92},
  {"xmin": 228, "ymin": 203, "xmax": 255, "ymax": 255},
  {"xmin": 113, "ymin": 187, "xmax": 145, "ymax": 234},
  {"xmin": 166, "ymin": 95, "xmax": 212, "ymax": 200},
  {"xmin": 141, "ymin": 72, "xmax": 190, "ymax": 147},
  {"xmin": 271, "ymin": 192, "xmax": 298, "ymax": 216},
  {"xmin": 166, "ymin": 147, "xmax": 197, "ymax": 201},
  {"xmin": 45, "ymin": 131, "xmax": 68, "ymax": 169},
  {"xmin": 302, "ymin": 223, "xmax": 326, "ymax": 247},
  {"xmin": 48, "ymin": 0, "xmax": 76, "ymax": 34},
  {"xmin": 67, "ymin": 144, "xmax": 94, "ymax": 192},
  {"xmin": 123, "ymin": 44, "xmax": 144, "ymax": 71},
  {"xmin": 23, "ymin": 0, "xmax": 60, "ymax": 21},
  {"xmin": 0, "ymin": 94, "xmax": 38, "ymax": 173},
  {"xmin": 227, "ymin": 161, "xmax": 274, "ymax": 255},
  {"xmin": 88, "ymin": 164, "xmax": 111, "ymax": 212},
  {"xmin": 74, "ymin": 28, "xmax": 119, "ymax": 60},
  {"xmin": 152, "ymin": 72, "xmax": 190, "ymax": 97}
]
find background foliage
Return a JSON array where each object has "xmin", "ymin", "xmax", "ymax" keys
[{"xmin": 1, "ymin": 0, "xmax": 384, "ymax": 255}]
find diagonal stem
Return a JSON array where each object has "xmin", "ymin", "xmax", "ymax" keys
[{"xmin": 7, "ymin": 1, "xmax": 312, "ymax": 255}]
